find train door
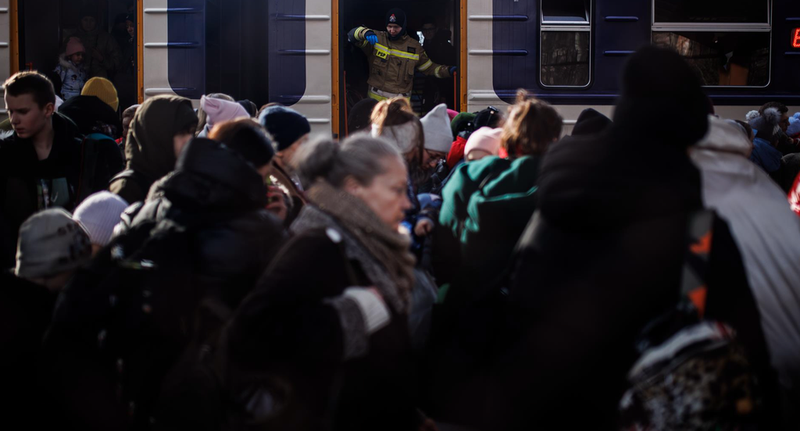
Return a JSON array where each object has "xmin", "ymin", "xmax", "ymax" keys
[
  {"xmin": 337, "ymin": 0, "xmax": 462, "ymax": 137},
  {"xmin": 142, "ymin": 0, "xmax": 333, "ymax": 136},
  {"xmin": 0, "ymin": 0, "xmax": 13, "ymax": 118}
]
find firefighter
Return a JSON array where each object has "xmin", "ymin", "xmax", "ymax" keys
[{"xmin": 348, "ymin": 8, "xmax": 456, "ymax": 102}]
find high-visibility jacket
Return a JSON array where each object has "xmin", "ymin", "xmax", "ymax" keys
[{"xmin": 348, "ymin": 26, "xmax": 452, "ymax": 95}]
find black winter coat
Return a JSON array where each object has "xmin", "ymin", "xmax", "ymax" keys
[
  {"xmin": 224, "ymin": 215, "xmax": 420, "ymax": 431},
  {"xmin": 482, "ymin": 128, "xmax": 775, "ymax": 430}
]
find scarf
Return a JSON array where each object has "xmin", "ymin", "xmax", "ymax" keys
[{"xmin": 303, "ymin": 181, "xmax": 416, "ymax": 312}]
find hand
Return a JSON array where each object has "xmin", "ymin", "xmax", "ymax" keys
[
  {"xmin": 365, "ymin": 31, "xmax": 378, "ymax": 46},
  {"xmin": 266, "ymin": 186, "xmax": 288, "ymax": 221},
  {"xmin": 414, "ymin": 218, "xmax": 434, "ymax": 237},
  {"xmin": 448, "ymin": 66, "xmax": 457, "ymax": 76},
  {"xmin": 92, "ymin": 48, "xmax": 104, "ymax": 62}
]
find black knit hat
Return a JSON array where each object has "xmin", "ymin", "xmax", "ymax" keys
[
  {"xmin": 386, "ymin": 8, "xmax": 408, "ymax": 40},
  {"xmin": 259, "ymin": 106, "xmax": 311, "ymax": 152}
]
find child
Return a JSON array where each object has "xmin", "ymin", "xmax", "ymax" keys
[{"xmin": 54, "ymin": 37, "xmax": 88, "ymax": 101}]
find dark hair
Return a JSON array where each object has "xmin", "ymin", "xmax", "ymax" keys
[
  {"xmin": 4, "ymin": 71, "xmax": 56, "ymax": 109},
  {"xmin": 209, "ymin": 118, "xmax": 274, "ymax": 167},
  {"xmin": 501, "ymin": 90, "xmax": 563, "ymax": 157},
  {"xmin": 293, "ymin": 135, "xmax": 402, "ymax": 189},
  {"xmin": 759, "ymin": 102, "xmax": 788, "ymax": 116}
]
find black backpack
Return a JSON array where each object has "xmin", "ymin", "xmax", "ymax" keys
[{"xmin": 46, "ymin": 217, "xmax": 201, "ymax": 430}]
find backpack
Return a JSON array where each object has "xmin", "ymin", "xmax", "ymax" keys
[
  {"xmin": 619, "ymin": 210, "xmax": 761, "ymax": 430},
  {"xmin": 46, "ymin": 217, "xmax": 201, "ymax": 430},
  {"xmin": 76, "ymin": 133, "xmax": 124, "ymax": 204}
]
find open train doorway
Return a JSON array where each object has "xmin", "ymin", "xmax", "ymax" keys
[
  {"xmin": 18, "ymin": 0, "xmax": 139, "ymax": 112},
  {"xmin": 338, "ymin": 0, "xmax": 461, "ymax": 137}
]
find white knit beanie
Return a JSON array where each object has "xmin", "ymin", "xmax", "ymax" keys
[
  {"xmin": 73, "ymin": 191, "xmax": 129, "ymax": 247},
  {"xmin": 421, "ymin": 104, "xmax": 454, "ymax": 153}
]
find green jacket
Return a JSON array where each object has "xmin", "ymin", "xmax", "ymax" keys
[{"xmin": 435, "ymin": 155, "xmax": 542, "ymax": 291}]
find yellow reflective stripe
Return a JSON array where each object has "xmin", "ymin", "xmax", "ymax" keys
[
  {"xmin": 374, "ymin": 44, "xmax": 420, "ymax": 61},
  {"xmin": 418, "ymin": 60, "xmax": 433, "ymax": 71},
  {"xmin": 434, "ymin": 66, "xmax": 443, "ymax": 78}
]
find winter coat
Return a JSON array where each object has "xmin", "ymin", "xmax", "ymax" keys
[
  {"xmin": 749, "ymin": 136, "xmax": 783, "ymax": 173},
  {"xmin": 0, "ymin": 272, "xmax": 58, "ymax": 424},
  {"xmin": 64, "ymin": 28, "xmax": 121, "ymax": 79},
  {"xmin": 53, "ymin": 55, "xmax": 88, "ymax": 100},
  {"xmin": 485, "ymin": 125, "xmax": 774, "ymax": 430},
  {"xmin": 109, "ymin": 95, "xmax": 197, "ymax": 204},
  {"xmin": 690, "ymin": 115, "xmax": 800, "ymax": 392},
  {"xmin": 59, "ymin": 95, "xmax": 123, "ymax": 139},
  {"xmin": 348, "ymin": 27, "xmax": 451, "ymax": 95},
  {"xmin": 0, "ymin": 113, "xmax": 82, "ymax": 267},
  {"xmin": 434, "ymin": 155, "xmax": 541, "ymax": 288},
  {"xmin": 118, "ymin": 138, "xmax": 286, "ymax": 311},
  {"xmin": 222, "ymin": 205, "xmax": 420, "ymax": 431}
]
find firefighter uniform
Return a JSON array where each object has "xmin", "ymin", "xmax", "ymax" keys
[{"xmin": 348, "ymin": 26, "xmax": 453, "ymax": 101}]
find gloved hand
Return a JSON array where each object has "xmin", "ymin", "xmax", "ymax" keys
[
  {"xmin": 365, "ymin": 31, "xmax": 378, "ymax": 46},
  {"xmin": 449, "ymin": 66, "xmax": 458, "ymax": 75}
]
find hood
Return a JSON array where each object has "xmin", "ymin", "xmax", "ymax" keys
[
  {"xmin": 58, "ymin": 95, "xmax": 121, "ymax": 138},
  {"xmin": 125, "ymin": 95, "xmax": 197, "ymax": 182},
  {"xmin": 161, "ymin": 138, "xmax": 268, "ymax": 212},
  {"xmin": 694, "ymin": 115, "xmax": 753, "ymax": 157},
  {"xmin": 58, "ymin": 54, "xmax": 82, "ymax": 72}
]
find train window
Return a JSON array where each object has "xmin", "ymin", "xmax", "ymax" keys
[
  {"xmin": 541, "ymin": 0, "xmax": 589, "ymax": 24},
  {"xmin": 652, "ymin": 32, "xmax": 770, "ymax": 87},
  {"xmin": 540, "ymin": 32, "xmax": 590, "ymax": 87},
  {"xmin": 539, "ymin": 0, "xmax": 591, "ymax": 87},
  {"xmin": 654, "ymin": 0, "xmax": 769, "ymax": 24}
]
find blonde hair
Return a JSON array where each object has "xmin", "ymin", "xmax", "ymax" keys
[
  {"xmin": 369, "ymin": 98, "xmax": 426, "ymax": 185},
  {"xmin": 501, "ymin": 89, "xmax": 563, "ymax": 157}
]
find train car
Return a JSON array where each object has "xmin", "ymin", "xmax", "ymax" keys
[{"xmin": 5, "ymin": 0, "xmax": 800, "ymax": 136}]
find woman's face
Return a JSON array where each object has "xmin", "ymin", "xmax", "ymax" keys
[{"xmin": 346, "ymin": 156, "xmax": 412, "ymax": 230}]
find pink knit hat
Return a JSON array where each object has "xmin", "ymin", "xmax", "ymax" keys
[
  {"xmin": 447, "ymin": 109, "xmax": 459, "ymax": 122},
  {"xmin": 201, "ymin": 95, "xmax": 250, "ymax": 128},
  {"xmin": 465, "ymin": 127, "xmax": 503, "ymax": 159},
  {"xmin": 65, "ymin": 37, "xmax": 85, "ymax": 57}
]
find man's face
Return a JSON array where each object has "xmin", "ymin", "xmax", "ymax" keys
[
  {"xmin": 387, "ymin": 24, "xmax": 402, "ymax": 38},
  {"xmin": 421, "ymin": 24, "xmax": 436, "ymax": 41},
  {"xmin": 5, "ymin": 93, "xmax": 53, "ymax": 140}
]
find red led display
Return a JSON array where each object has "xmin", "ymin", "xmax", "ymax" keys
[{"xmin": 794, "ymin": 28, "xmax": 800, "ymax": 48}]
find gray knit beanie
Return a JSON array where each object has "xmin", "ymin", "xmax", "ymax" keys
[
  {"xmin": 15, "ymin": 208, "xmax": 92, "ymax": 279},
  {"xmin": 73, "ymin": 191, "xmax": 129, "ymax": 246}
]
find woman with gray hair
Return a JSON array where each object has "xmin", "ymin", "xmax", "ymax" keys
[{"xmin": 222, "ymin": 135, "xmax": 435, "ymax": 431}]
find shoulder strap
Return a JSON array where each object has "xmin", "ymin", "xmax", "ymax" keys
[{"xmin": 680, "ymin": 210, "xmax": 716, "ymax": 319}]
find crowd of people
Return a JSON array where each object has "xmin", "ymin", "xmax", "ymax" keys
[{"xmin": 2, "ymin": 45, "xmax": 800, "ymax": 430}]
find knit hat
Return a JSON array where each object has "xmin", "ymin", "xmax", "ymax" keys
[
  {"xmin": 371, "ymin": 122, "xmax": 419, "ymax": 154},
  {"xmin": 80, "ymin": 4, "xmax": 96, "ymax": 19},
  {"xmin": 421, "ymin": 104, "xmax": 454, "ymax": 153},
  {"xmin": 446, "ymin": 109, "xmax": 458, "ymax": 122},
  {"xmin": 15, "ymin": 208, "xmax": 92, "ymax": 279},
  {"xmin": 201, "ymin": 95, "xmax": 250, "ymax": 129},
  {"xmin": 73, "ymin": 191, "xmax": 129, "ymax": 247},
  {"xmin": 465, "ymin": 127, "xmax": 502, "ymax": 159},
  {"xmin": 222, "ymin": 124, "xmax": 276, "ymax": 168},
  {"xmin": 571, "ymin": 108, "xmax": 612, "ymax": 136},
  {"xmin": 749, "ymin": 107, "xmax": 782, "ymax": 145},
  {"xmin": 82, "ymin": 77, "xmax": 119, "ymax": 112},
  {"xmin": 451, "ymin": 112, "xmax": 476, "ymax": 137},
  {"xmin": 385, "ymin": 8, "xmax": 408, "ymax": 40},
  {"xmin": 237, "ymin": 99, "xmax": 258, "ymax": 118},
  {"xmin": 259, "ymin": 105, "xmax": 312, "ymax": 151},
  {"xmin": 65, "ymin": 37, "xmax": 85, "ymax": 57}
]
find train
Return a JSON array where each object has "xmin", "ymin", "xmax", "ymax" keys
[{"xmin": 4, "ymin": 0, "xmax": 800, "ymax": 136}]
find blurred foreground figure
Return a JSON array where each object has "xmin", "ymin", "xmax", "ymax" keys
[{"xmin": 486, "ymin": 46, "xmax": 776, "ymax": 430}]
